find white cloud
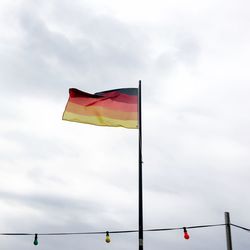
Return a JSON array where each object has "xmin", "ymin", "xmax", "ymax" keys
[{"xmin": 0, "ymin": 0, "xmax": 250, "ymax": 249}]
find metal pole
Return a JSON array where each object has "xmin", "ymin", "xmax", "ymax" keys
[
  {"xmin": 138, "ymin": 80, "xmax": 143, "ymax": 250},
  {"xmin": 225, "ymin": 212, "xmax": 233, "ymax": 250}
]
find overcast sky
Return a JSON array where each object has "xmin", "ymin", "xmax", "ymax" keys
[{"xmin": 1, "ymin": 0, "xmax": 250, "ymax": 249}]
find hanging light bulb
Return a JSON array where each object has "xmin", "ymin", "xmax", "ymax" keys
[
  {"xmin": 33, "ymin": 234, "xmax": 38, "ymax": 245},
  {"xmin": 105, "ymin": 231, "xmax": 111, "ymax": 243},
  {"xmin": 183, "ymin": 227, "xmax": 190, "ymax": 240}
]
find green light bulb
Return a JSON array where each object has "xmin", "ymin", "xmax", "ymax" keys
[{"xmin": 33, "ymin": 234, "xmax": 38, "ymax": 246}]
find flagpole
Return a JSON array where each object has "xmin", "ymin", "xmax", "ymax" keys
[{"xmin": 138, "ymin": 80, "xmax": 143, "ymax": 250}]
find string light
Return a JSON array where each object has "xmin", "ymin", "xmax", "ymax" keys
[
  {"xmin": 2, "ymin": 222, "xmax": 250, "ymax": 246},
  {"xmin": 183, "ymin": 227, "xmax": 190, "ymax": 240},
  {"xmin": 33, "ymin": 234, "xmax": 38, "ymax": 246},
  {"xmin": 4, "ymin": 222, "xmax": 249, "ymax": 246},
  {"xmin": 105, "ymin": 231, "xmax": 111, "ymax": 243}
]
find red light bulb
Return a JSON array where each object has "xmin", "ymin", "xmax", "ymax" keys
[{"xmin": 183, "ymin": 227, "xmax": 190, "ymax": 240}]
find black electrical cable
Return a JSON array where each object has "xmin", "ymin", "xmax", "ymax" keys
[
  {"xmin": 145, "ymin": 223, "xmax": 226, "ymax": 232},
  {"xmin": 0, "ymin": 223, "xmax": 226, "ymax": 236},
  {"xmin": 231, "ymin": 224, "xmax": 250, "ymax": 232}
]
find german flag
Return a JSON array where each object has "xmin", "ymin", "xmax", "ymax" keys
[{"xmin": 62, "ymin": 88, "xmax": 138, "ymax": 129}]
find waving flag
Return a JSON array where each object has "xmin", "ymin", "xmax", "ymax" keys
[{"xmin": 62, "ymin": 88, "xmax": 138, "ymax": 129}]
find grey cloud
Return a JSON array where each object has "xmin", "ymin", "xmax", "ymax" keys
[
  {"xmin": 0, "ymin": 3, "xmax": 149, "ymax": 100},
  {"xmin": 2, "ymin": 130, "xmax": 70, "ymax": 160},
  {"xmin": 175, "ymin": 32, "xmax": 200, "ymax": 64},
  {"xmin": 0, "ymin": 190, "xmax": 99, "ymax": 214}
]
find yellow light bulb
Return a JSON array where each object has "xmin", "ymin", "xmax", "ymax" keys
[{"xmin": 105, "ymin": 231, "xmax": 111, "ymax": 243}]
